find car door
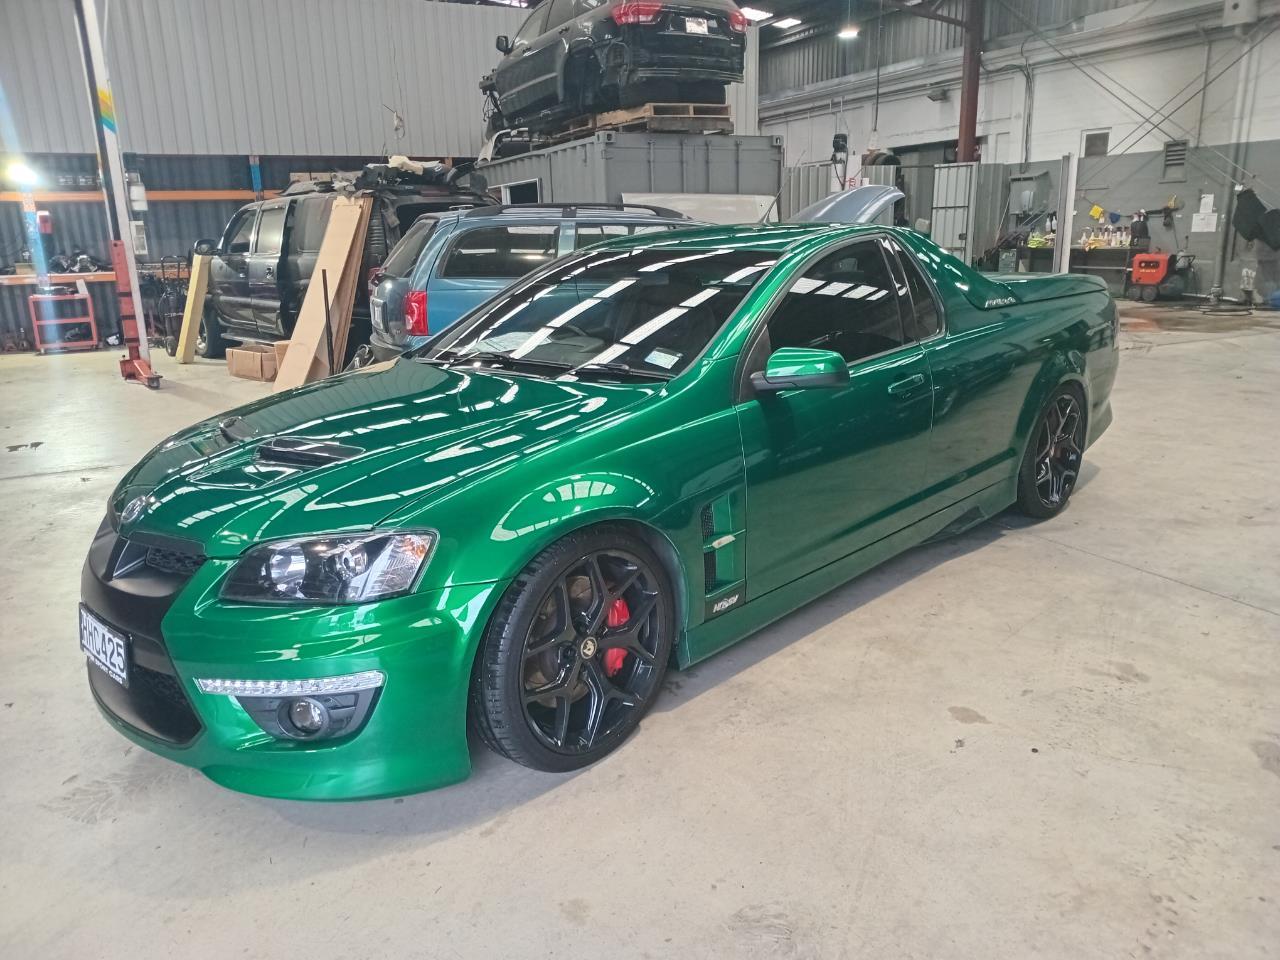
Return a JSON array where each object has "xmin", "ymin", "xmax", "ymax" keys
[
  {"xmin": 734, "ymin": 237, "xmax": 935, "ymax": 598},
  {"xmin": 275, "ymin": 194, "xmax": 332, "ymax": 338},
  {"xmin": 209, "ymin": 206, "xmax": 257, "ymax": 334},
  {"xmin": 425, "ymin": 221, "xmax": 563, "ymax": 331},
  {"xmin": 248, "ymin": 199, "xmax": 289, "ymax": 338},
  {"xmin": 496, "ymin": 4, "xmax": 552, "ymax": 118}
]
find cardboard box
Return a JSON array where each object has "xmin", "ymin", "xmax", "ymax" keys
[
  {"xmin": 227, "ymin": 343, "xmax": 278, "ymax": 381},
  {"xmin": 273, "ymin": 340, "xmax": 291, "ymax": 371}
]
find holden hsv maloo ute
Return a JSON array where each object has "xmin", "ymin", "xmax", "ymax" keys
[{"xmin": 81, "ymin": 223, "xmax": 1118, "ymax": 799}]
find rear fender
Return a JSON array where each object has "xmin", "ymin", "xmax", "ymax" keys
[{"xmin": 1014, "ymin": 350, "xmax": 1088, "ymax": 464}]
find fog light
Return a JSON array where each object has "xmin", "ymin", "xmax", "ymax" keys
[{"xmin": 286, "ymin": 697, "xmax": 329, "ymax": 737}]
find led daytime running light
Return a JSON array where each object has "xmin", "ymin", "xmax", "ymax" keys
[{"xmin": 196, "ymin": 671, "xmax": 386, "ymax": 697}]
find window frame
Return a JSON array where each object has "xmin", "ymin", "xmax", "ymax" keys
[
  {"xmin": 513, "ymin": 4, "xmax": 550, "ymax": 43},
  {"xmin": 543, "ymin": 0, "xmax": 576, "ymax": 30},
  {"xmin": 252, "ymin": 200, "xmax": 290, "ymax": 256},
  {"xmin": 734, "ymin": 232, "xmax": 939, "ymax": 403},
  {"xmin": 221, "ymin": 206, "xmax": 258, "ymax": 256},
  {"xmin": 880, "ymin": 235, "xmax": 945, "ymax": 345},
  {"xmin": 436, "ymin": 221, "xmax": 564, "ymax": 280}
]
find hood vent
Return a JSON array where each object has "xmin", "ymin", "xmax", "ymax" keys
[{"xmin": 255, "ymin": 437, "xmax": 365, "ymax": 467}]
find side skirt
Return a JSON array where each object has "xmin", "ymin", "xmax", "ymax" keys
[{"xmin": 676, "ymin": 477, "xmax": 1016, "ymax": 667}]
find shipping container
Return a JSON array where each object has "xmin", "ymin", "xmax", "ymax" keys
[{"xmin": 470, "ymin": 133, "xmax": 785, "ymax": 211}]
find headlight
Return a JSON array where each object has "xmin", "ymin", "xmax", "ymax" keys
[{"xmin": 221, "ymin": 531, "xmax": 435, "ymax": 604}]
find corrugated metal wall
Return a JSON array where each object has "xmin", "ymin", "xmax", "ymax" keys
[
  {"xmin": 1, "ymin": 0, "xmax": 526, "ymax": 157},
  {"xmin": 759, "ymin": 0, "xmax": 1147, "ymax": 96}
]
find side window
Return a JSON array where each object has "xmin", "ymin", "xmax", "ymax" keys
[
  {"xmin": 765, "ymin": 240, "xmax": 906, "ymax": 364},
  {"xmin": 574, "ymin": 223, "xmax": 677, "ymax": 249},
  {"xmin": 885, "ymin": 238, "xmax": 947, "ymax": 340},
  {"xmin": 544, "ymin": 0, "xmax": 576, "ymax": 28},
  {"xmin": 287, "ymin": 198, "xmax": 331, "ymax": 254},
  {"xmin": 254, "ymin": 203, "xmax": 288, "ymax": 255},
  {"xmin": 439, "ymin": 225, "xmax": 561, "ymax": 279},
  {"xmin": 223, "ymin": 209, "xmax": 256, "ymax": 255},
  {"xmin": 514, "ymin": 6, "xmax": 549, "ymax": 42}
]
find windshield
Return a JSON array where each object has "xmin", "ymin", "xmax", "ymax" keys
[
  {"xmin": 424, "ymin": 246, "xmax": 775, "ymax": 379},
  {"xmin": 382, "ymin": 217, "xmax": 439, "ymax": 277}
]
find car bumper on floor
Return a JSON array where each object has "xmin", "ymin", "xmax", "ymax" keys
[{"xmin": 81, "ymin": 520, "xmax": 507, "ymax": 801}]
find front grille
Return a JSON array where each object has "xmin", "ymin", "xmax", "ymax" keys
[
  {"xmin": 145, "ymin": 545, "xmax": 205, "ymax": 578},
  {"xmin": 132, "ymin": 661, "xmax": 188, "ymax": 709}
]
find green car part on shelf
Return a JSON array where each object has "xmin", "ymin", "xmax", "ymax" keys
[{"xmin": 81, "ymin": 223, "xmax": 1118, "ymax": 800}]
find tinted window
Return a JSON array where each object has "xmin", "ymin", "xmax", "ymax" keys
[
  {"xmin": 890, "ymin": 241, "xmax": 941, "ymax": 339},
  {"xmin": 573, "ymin": 223, "xmax": 677, "ymax": 249},
  {"xmin": 440, "ymin": 225, "xmax": 561, "ymax": 279},
  {"xmin": 382, "ymin": 217, "xmax": 439, "ymax": 277},
  {"xmin": 545, "ymin": 0, "xmax": 575, "ymax": 28},
  {"xmin": 288, "ymin": 197, "xmax": 331, "ymax": 254},
  {"xmin": 428, "ymin": 247, "xmax": 775, "ymax": 377},
  {"xmin": 254, "ymin": 204, "xmax": 288, "ymax": 255},
  {"xmin": 514, "ymin": 6, "xmax": 548, "ymax": 41},
  {"xmin": 223, "ymin": 209, "xmax": 256, "ymax": 254},
  {"xmin": 766, "ymin": 240, "xmax": 905, "ymax": 363}
]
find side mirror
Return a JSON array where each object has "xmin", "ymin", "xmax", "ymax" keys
[
  {"xmin": 193, "ymin": 238, "xmax": 218, "ymax": 256},
  {"xmin": 495, "ymin": 35, "xmax": 512, "ymax": 54},
  {"xmin": 750, "ymin": 347, "xmax": 849, "ymax": 393}
]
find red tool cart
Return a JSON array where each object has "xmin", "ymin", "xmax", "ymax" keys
[{"xmin": 27, "ymin": 291, "xmax": 100, "ymax": 354}]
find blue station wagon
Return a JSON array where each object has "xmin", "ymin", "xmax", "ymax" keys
[{"xmin": 366, "ymin": 202, "xmax": 694, "ymax": 361}]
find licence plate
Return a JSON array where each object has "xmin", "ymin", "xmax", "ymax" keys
[
  {"xmin": 684, "ymin": 16, "xmax": 709, "ymax": 34},
  {"xmin": 80, "ymin": 605, "xmax": 129, "ymax": 687}
]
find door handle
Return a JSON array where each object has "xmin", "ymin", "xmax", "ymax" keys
[{"xmin": 887, "ymin": 373, "xmax": 926, "ymax": 397}]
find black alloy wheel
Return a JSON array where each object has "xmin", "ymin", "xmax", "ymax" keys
[
  {"xmin": 472, "ymin": 527, "xmax": 674, "ymax": 772},
  {"xmin": 1017, "ymin": 387, "xmax": 1086, "ymax": 519}
]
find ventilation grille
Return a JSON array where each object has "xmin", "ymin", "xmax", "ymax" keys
[
  {"xmin": 146, "ymin": 546, "xmax": 205, "ymax": 578},
  {"xmin": 700, "ymin": 504, "xmax": 715, "ymax": 540},
  {"xmin": 1163, "ymin": 139, "xmax": 1188, "ymax": 179},
  {"xmin": 703, "ymin": 551, "xmax": 717, "ymax": 591}
]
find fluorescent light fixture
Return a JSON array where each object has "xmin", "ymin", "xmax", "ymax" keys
[
  {"xmin": 773, "ymin": 17, "xmax": 801, "ymax": 28},
  {"xmin": 5, "ymin": 161, "xmax": 38, "ymax": 187},
  {"xmin": 739, "ymin": 6, "xmax": 771, "ymax": 20},
  {"xmin": 838, "ymin": 25, "xmax": 859, "ymax": 38},
  {"xmin": 195, "ymin": 671, "xmax": 386, "ymax": 697}
]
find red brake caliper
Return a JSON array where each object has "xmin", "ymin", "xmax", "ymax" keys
[{"xmin": 603, "ymin": 598, "xmax": 630, "ymax": 677}]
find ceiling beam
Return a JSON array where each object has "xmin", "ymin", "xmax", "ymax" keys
[{"xmin": 880, "ymin": 0, "xmax": 965, "ymax": 28}]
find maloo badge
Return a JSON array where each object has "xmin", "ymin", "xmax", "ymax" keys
[{"xmin": 120, "ymin": 495, "xmax": 149, "ymax": 524}]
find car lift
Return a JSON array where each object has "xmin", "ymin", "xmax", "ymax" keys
[{"xmin": 72, "ymin": 0, "xmax": 160, "ymax": 388}]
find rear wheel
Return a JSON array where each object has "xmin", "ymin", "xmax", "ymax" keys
[
  {"xmin": 471, "ymin": 526, "xmax": 675, "ymax": 772},
  {"xmin": 195, "ymin": 305, "xmax": 227, "ymax": 359},
  {"xmin": 1016, "ymin": 386, "xmax": 1086, "ymax": 519}
]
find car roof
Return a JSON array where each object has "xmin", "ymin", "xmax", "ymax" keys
[
  {"xmin": 584, "ymin": 222, "xmax": 875, "ymax": 253},
  {"xmin": 433, "ymin": 202, "xmax": 693, "ymax": 226}
]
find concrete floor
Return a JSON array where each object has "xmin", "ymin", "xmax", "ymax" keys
[{"xmin": 1, "ymin": 310, "xmax": 1277, "ymax": 959}]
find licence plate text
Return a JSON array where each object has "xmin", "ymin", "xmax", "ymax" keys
[{"xmin": 80, "ymin": 606, "xmax": 129, "ymax": 687}]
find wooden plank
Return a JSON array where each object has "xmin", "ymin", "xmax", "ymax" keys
[
  {"xmin": 272, "ymin": 194, "xmax": 372, "ymax": 392},
  {"xmin": 174, "ymin": 254, "xmax": 212, "ymax": 364},
  {"xmin": 595, "ymin": 102, "xmax": 731, "ymax": 126}
]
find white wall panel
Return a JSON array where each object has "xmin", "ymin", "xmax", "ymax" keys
[{"xmin": 0, "ymin": 0, "xmax": 526, "ymax": 157}]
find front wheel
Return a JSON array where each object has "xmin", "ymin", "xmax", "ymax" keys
[
  {"xmin": 471, "ymin": 526, "xmax": 675, "ymax": 772},
  {"xmin": 195, "ymin": 305, "xmax": 227, "ymax": 359},
  {"xmin": 1016, "ymin": 386, "xmax": 1086, "ymax": 519}
]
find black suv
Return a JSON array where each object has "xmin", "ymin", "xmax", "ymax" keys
[
  {"xmin": 197, "ymin": 165, "xmax": 493, "ymax": 359},
  {"xmin": 481, "ymin": 0, "xmax": 747, "ymax": 133}
]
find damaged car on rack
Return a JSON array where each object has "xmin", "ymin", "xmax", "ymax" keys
[{"xmin": 481, "ymin": 0, "xmax": 748, "ymax": 135}]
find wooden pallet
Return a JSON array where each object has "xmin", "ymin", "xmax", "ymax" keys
[{"xmin": 545, "ymin": 102, "xmax": 734, "ymax": 144}]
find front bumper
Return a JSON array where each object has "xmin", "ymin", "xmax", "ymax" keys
[{"xmin": 82, "ymin": 521, "xmax": 507, "ymax": 800}]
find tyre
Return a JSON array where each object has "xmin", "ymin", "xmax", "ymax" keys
[
  {"xmin": 471, "ymin": 525, "xmax": 675, "ymax": 772},
  {"xmin": 1140, "ymin": 284, "xmax": 1157, "ymax": 302},
  {"xmin": 195, "ymin": 305, "xmax": 227, "ymax": 359},
  {"xmin": 164, "ymin": 335, "xmax": 178, "ymax": 357},
  {"xmin": 1016, "ymin": 385, "xmax": 1086, "ymax": 520}
]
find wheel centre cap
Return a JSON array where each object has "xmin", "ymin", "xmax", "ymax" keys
[{"xmin": 579, "ymin": 637, "xmax": 598, "ymax": 659}]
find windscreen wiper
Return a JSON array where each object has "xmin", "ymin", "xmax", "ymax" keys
[
  {"xmin": 570, "ymin": 361, "xmax": 673, "ymax": 381},
  {"xmin": 433, "ymin": 349, "xmax": 575, "ymax": 372}
]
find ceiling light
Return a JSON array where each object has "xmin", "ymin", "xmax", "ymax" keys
[
  {"xmin": 5, "ymin": 161, "xmax": 38, "ymax": 188},
  {"xmin": 773, "ymin": 17, "xmax": 801, "ymax": 28},
  {"xmin": 739, "ymin": 6, "xmax": 771, "ymax": 20},
  {"xmin": 838, "ymin": 25, "xmax": 859, "ymax": 38}
]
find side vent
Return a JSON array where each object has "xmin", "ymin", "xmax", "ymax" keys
[{"xmin": 699, "ymin": 492, "xmax": 745, "ymax": 619}]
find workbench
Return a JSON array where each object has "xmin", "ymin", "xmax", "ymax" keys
[{"xmin": 0, "ymin": 272, "xmax": 118, "ymax": 352}]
